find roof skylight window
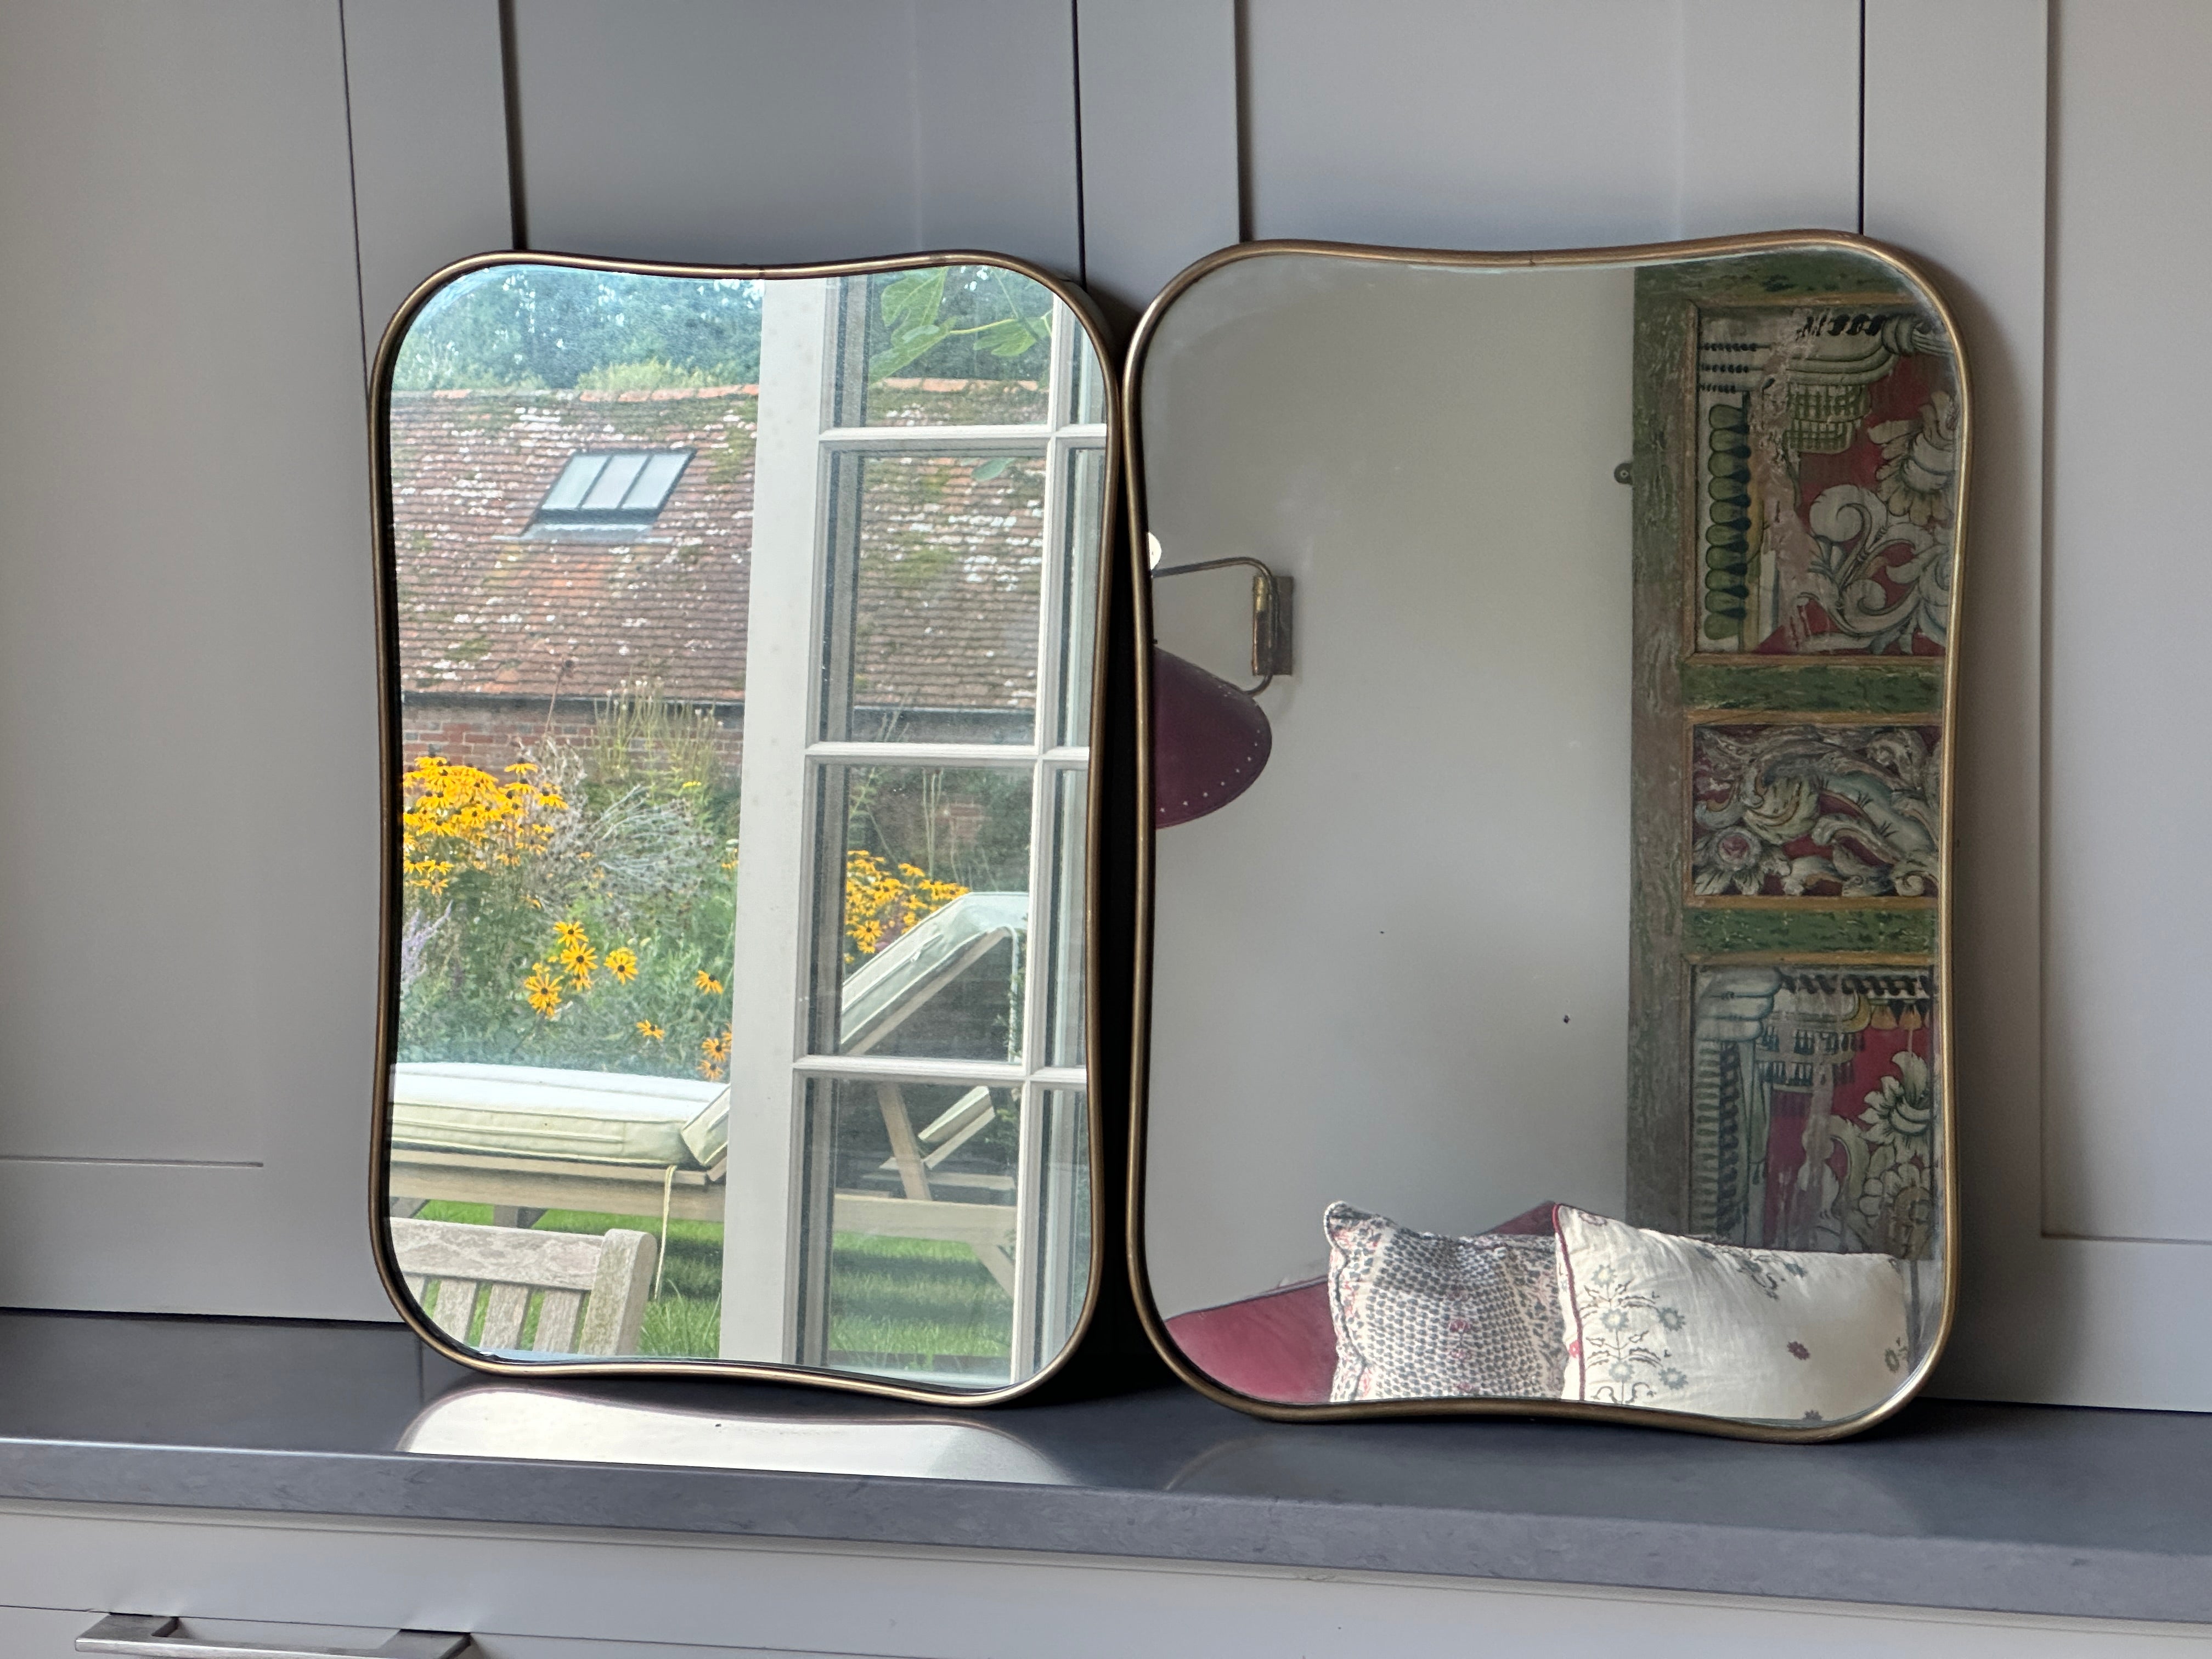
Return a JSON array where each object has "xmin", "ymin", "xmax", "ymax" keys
[{"xmin": 531, "ymin": 449, "xmax": 692, "ymax": 535}]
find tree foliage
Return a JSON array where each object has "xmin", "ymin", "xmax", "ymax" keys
[
  {"xmin": 391, "ymin": 262, "xmax": 1057, "ymax": 395},
  {"xmin": 865, "ymin": 266, "xmax": 1051, "ymax": 383},
  {"xmin": 393, "ymin": 266, "xmax": 765, "ymax": 391}
]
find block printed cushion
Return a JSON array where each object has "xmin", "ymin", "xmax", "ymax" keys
[
  {"xmin": 1325, "ymin": 1203, "xmax": 1566, "ymax": 1402},
  {"xmin": 1553, "ymin": 1205, "xmax": 1912, "ymax": 1424}
]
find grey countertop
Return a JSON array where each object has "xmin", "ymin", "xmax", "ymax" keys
[{"xmin": 0, "ymin": 1309, "xmax": 2206, "ymax": 1626}]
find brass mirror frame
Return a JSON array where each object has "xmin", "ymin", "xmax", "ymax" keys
[
  {"xmin": 369, "ymin": 249, "xmax": 1120, "ymax": 1402},
  {"xmin": 1121, "ymin": 232, "xmax": 1967, "ymax": 1441}
]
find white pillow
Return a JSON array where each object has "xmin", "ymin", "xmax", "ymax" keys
[{"xmin": 1554, "ymin": 1205, "xmax": 1911, "ymax": 1424}]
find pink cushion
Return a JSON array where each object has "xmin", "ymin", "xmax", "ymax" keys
[
  {"xmin": 1165, "ymin": 1278, "xmax": 1336, "ymax": 1404},
  {"xmin": 1161, "ymin": 1203, "xmax": 1560, "ymax": 1405},
  {"xmin": 1489, "ymin": 1201, "xmax": 1559, "ymax": 1237}
]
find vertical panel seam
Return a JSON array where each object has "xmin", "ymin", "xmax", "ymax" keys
[
  {"xmin": 336, "ymin": 0, "xmax": 370, "ymax": 384},
  {"xmin": 1857, "ymin": 0, "xmax": 1868, "ymax": 235},
  {"xmin": 1233, "ymin": 0, "xmax": 1252, "ymax": 242},
  {"xmin": 499, "ymin": 0, "xmax": 529, "ymax": 250},
  {"xmin": 1070, "ymin": 1, "xmax": 1088, "ymax": 284},
  {"xmin": 2035, "ymin": 0, "xmax": 2059, "ymax": 1242}
]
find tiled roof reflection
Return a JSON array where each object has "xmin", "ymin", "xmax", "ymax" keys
[{"xmin": 390, "ymin": 384, "xmax": 1046, "ymax": 713}]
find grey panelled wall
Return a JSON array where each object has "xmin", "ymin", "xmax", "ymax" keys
[
  {"xmin": 1071, "ymin": 0, "xmax": 1241, "ymax": 324},
  {"xmin": 341, "ymin": 0, "xmax": 514, "ymax": 352},
  {"xmin": 2043, "ymin": 0, "xmax": 2212, "ymax": 1250},
  {"xmin": 0, "ymin": 0, "xmax": 2202, "ymax": 1412},
  {"xmin": 1239, "ymin": 0, "xmax": 1860, "ymax": 246},
  {"xmin": 510, "ymin": 0, "xmax": 1083, "ymax": 273},
  {"xmin": 0, "ymin": 1, "xmax": 392, "ymax": 1317},
  {"xmin": 1888, "ymin": 0, "xmax": 2212, "ymax": 1412}
]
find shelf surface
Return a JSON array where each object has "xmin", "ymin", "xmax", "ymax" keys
[{"xmin": 0, "ymin": 1309, "xmax": 2205, "ymax": 1624}]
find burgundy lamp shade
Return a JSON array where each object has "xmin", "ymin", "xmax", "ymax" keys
[{"xmin": 1152, "ymin": 647, "xmax": 1272, "ymax": 827}]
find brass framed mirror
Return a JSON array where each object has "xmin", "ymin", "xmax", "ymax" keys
[
  {"xmin": 370, "ymin": 251, "xmax": 1115, "ymax": 1401},
  {"xmin": 1125, "ymin": 234, "xmax": 1965, "ymax": 1440}
]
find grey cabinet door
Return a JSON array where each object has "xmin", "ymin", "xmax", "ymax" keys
[{"xmin": 4, "ymin": 1520, "xmax": 2205, "ymax": 1659}]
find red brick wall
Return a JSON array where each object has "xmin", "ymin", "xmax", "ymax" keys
[{"xmin": 398, "ymin": 695, "xmax": 746, "ymax": 776}]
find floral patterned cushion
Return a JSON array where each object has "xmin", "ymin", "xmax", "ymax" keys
[
  {"xmin": 1325, "ymin": 1203, "xmax": 1566, "ymax": 1402},
  {"xmin": 1553, "ymin": 1206, "xmax": 1912, "ymax": 1424}
]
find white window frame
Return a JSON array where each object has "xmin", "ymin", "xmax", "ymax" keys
[{"xmin": 721, "ymin": 275, "xmax": 1103, "ymax": 1382}]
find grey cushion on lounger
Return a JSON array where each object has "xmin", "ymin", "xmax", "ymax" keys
[{"xmin": 390, "ymin": 1063, "xmax": 724, "ymax": 1169}]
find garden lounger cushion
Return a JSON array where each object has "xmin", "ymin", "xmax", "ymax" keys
[{"xmin": 391, "ymin": 1062, "xmax": 725, "ymax": 1169}]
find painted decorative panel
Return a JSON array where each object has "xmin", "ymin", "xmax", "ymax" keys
[
  {"xmin": 1688, "ymin": 719, "xmax": 1942, "ymax": 902},
  {"xmin": 1689, "ymin": 962, "xmax": 1937, "ymax": 1259},
  {"xmin": 1630, "ymin": 253, "xmax": 1951, "ymax": 1260},
  {"xmin": 1692, "ymin": 303, "xmax": 1957, "ymax": 656}
]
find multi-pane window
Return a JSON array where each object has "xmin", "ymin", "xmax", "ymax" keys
[
  {"xmin": 721, "ymin": 270, "xmax": 1105, "ymax": 1386},
  {"xmin": 529, "ymin": 448, "xmax": 693, "ymax": 535}
]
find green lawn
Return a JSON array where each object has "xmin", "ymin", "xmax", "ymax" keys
[
  {"xmin": 414, "ymin": 1202, "xmax": 1009, "ymax": 1375},
  {"xmin": 822, "ymin": 1231, "xmax": 1012, "ymax": 1380}
]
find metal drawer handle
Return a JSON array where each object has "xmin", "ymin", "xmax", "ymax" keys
[{"xmin": 78, "ymin": 1614, "xmax": 470, "ymax": 1659}]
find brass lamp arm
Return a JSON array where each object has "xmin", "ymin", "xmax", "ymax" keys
[{"xmin": 1150, "ymin": 555, "xmax": 1294, "ymax": 695}]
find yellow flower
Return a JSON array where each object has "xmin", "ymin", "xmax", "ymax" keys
[
  {"xmin": 842, "ymin": 848, "xmax": 968, "ymax": 963},
  {"xmin": 403, "ymin": 856, "xmax": 455, "ymax": 895},
  {"xmin": 606, "ymin": 947, "xmax": 639, "ymax": 984},
  {"xmin": 635, "ymin": 1020, "xmax": 665, "ymax": 1041},
  {"xmin": 398, "ymin": 753, "xmax": 568, "ymax": 889},
  {"xmin": 557, "ymin": 933, "xmax": 598, "ymax": 993},
  {"xmin": 523, "ymin": 963, "xmax": 564, "ymax": 1017},
  {"xmin": 698, "ymin": 1026, "xmax": 732, "ymax": 1081},
  {"xmin": 694, "ymin": 969, "xmax": 724, "ymax": 995},
  {"xmin": 553, "ymin": 919, "xmax": 588, "ymax": 949}
]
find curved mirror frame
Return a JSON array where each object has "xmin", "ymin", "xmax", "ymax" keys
[
  {"xmin": 1124, "ymin": 233, "xmax": 1966, "ymax": 1441},
  {"xmin": 370, "ymin": 250, "xmax": 1118, "ymax": 1402}
]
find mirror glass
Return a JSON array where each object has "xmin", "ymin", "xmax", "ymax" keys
[
  {"xmin": 378, "ymin": 256, "xmax": 1107, "ymax": 1394},
  {"xmin": 1135, "ymin": 241, "xmax": 1957, "ymax": 1434}
]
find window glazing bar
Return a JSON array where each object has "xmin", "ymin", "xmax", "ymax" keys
[
  {"xmin": 817, "ymin": 425, "xmax": 1063, "ymax": 453},
  {"xmin": 791, "ymin": 1053, "xmax": 1027, "ymax": 1085},
  {"xmin": 804, "ymin": 741, "xmax": 1048, "ymax": 767}
]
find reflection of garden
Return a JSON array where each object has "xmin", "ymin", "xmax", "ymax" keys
[
  {"xmin": 398, "ymin": 690, "xmax": 749, "ymax": 1082},
  {"xmin": 390, "ymin": 267, "xmax": 1071, "ymax": 1379},
  {"xmin": 398, "ymin": 689, "xmax": 995, "ymax": 1084},
  {"xmin": 415, "ymin": 1203, "xmax": 1011, "ymax": 1369},
  {"xmin": 399, "ymin": 689, "xmax": 1029, "ymax": 1371},
  {"xmin": 823, "ymin": 1233, "xmax": 1013, "ymax": 1379}
]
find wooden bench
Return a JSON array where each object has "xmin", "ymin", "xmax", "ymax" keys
[{"xmin": 392, "ymin": 1216, "xmax": 658, "ymax": 1357}]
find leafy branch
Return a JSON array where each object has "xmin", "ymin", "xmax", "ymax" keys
[{"xmin": 867, "ymin": 267, "xmax": 1050, "ymax": 381}]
